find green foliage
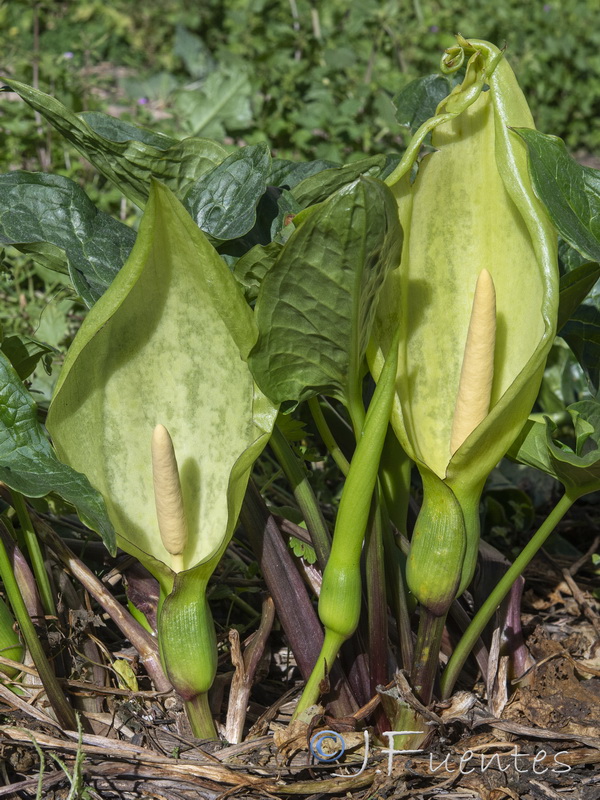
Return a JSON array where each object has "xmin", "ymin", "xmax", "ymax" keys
[
  {"xmin": 0, "ymin": 349, "xmax": 116, "ymax": 551},
  {"xmin": 288, "ymin": 534, "xmax": 317, "ymax": 565},
  {"xmin": 0, "ymin": 171, "xmax": 135, "ymax": 305},
  {"xmin": 510, "ymin": 399, "xmax": 600, "ymax": 496},
  {"xmin": 3, "ymin": 0, "xmax": 600, "ymax": 169},
  {"xmin": 0, "ymin": 16, "xmax": 599, "ymax": 745},
  {"xmin": 249, "ymin": 176, "xmax": 402, "ymax": 413},
  {"xmin": 517, "ymin": 129, "xmax": 600, "ymax": 263}
]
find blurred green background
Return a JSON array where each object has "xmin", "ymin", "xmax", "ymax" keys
[
  {"xmin": 2, "ymin": 0, "xmax": 599, "ymax": 172},
  {"xmin": 1, "ymin": 0, "xmax": 599, "ymax": 407}
]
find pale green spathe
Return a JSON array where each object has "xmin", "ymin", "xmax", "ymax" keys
[
  {"xmin": 47, "ymin": 181, "xmax": 277, "ymax": 583},
  {"xmin": 375, "ymin": 40, "xmax": 558, "ymax": 492}
]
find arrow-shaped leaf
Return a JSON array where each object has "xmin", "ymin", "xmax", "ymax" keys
[{"xmin": 184, "ymin": 144, "xmax": 271, "ymax": 241}]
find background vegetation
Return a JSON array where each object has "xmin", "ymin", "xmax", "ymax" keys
[
  {"xmin": 2, "ymin": 0, "xmax": 600, "ymax": 170},
  {"xmin": 0, "ymin": 0, "xmax": 599, "ymax": 408}
]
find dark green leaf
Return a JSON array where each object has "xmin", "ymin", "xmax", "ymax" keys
[
  {"xmin": 269, "ymin": 158, "xmax": 338, "ymax": 190},
  {"xmin": 173, "ymin": 26, "xmax": 215, "ymax": 80},
  {"xmin": 509, "ymin": 399, "xmax": 600, "ymax": 495},
  {"xmin": 171, "ymin": 66, "xmax": 253, "ymax": 139},
  {"xmin": 249, "ymin": 176, "xmax": 402, "ymax": 409},
  {"xmin": 2, "ymin": 79, "xmax": 227, "ymax": 207},
  {"xmin": 393, "ymin": 74, "xmax": 451, "ymax": 133},
  {"xmin": 80, "ymin": 112, "xmax": 179, "ymax": 148},
  {"xmin": 291, "ymin": 155, "xmax": 387, "ymax": 207},
  {"xmin": 558, "ymin": 261, "xmax": 600, "ymax": 331},
  {"xmin": 538, "ymin": 340, "xmax": 589, "ymax": 416},
  {"xmin": 233, "ymin": 241, "xmax": 282, "ymax": 304},
  {"xmin": 219, "ymin": 187, "xmax": 285, "ymax": 257},
  {"xmin": 558, "ymin": 237, "xmax": 589, "ymax": 274},
  {"xmin": 515, "ymin": 128, "xmax": 600, "ymax": 263},
  {"xmin": 184, "ymin": 144, "xmax": 271, "ymax": 241},
  {"xmin": 0, "ymin": 172, "xmax": 135, "ymax": 305},
  {"xmin": 1, "ymin": 334, "xmax": 56, "ymax": 380},
  {"xmin": 0, "ymin": 352, "xmax": 116, "ymax": 553},
  {"xmin": 561, "ymin": 304, "xmax": 600, "ymax": 392}
]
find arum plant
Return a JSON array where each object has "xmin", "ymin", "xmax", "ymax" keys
[
  {"xmin": 47, "ymin": 182, "xmax": 277, "ymax": 738},
  {"xmin": 371, "ymin": 36, "xmax": 559, "ymax": 738},
  {"xmin": 248, "ymin": 176, "xmax": 403, "ymax": 715},
  {"xmin": 2, "ymin": 31, "xmax": 600, "ymax": 754}
]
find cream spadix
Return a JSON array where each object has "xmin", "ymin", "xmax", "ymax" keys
[
  {"xmin": 450, "ymin": 269, "xmax": 496, "ymax": 457},
  {"xmin": 151, "ymin": 424, "xmax": 188, "ymax": 573}
]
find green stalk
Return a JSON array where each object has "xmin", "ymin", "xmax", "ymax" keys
[
  {"xmin": 295, "ymin": 629, "xmax": 347, "ymax": 713},
  {"xmin": 269, "ymin": 423, "xmax": 331, "ymax": 570},
  {"xmin": 11, "ymin": 492, "xmax": 57, "ymax": 618},
  {"xmin": 308, "ymin": 396, "xmax": 350, "ymax": 476},
  {"xmin": 293, "ymin": 330, "xmax": 400, "ymax": 717},
  {"xmin": 0, "ymin": 530, "xmax": 78, "ymax": 731},
  {"xmin": 158, "ymin": 574, "xmax": 218, "ymax": 740},
  {"xmin": 365, "ymin": 497, "xmax": 389, "ymax": 730},
  {"xmin": 184, "ymin": 693, "xmax": 216, "ymax": 741},
  {"xmin": 410, "ymin": 610, "xmax": 447, "ymax": 703},
  {"xmin": 440, "ymin": 489, "xmax": 578, "ymax": 699},
  {"xmin": 382, "ymin": 520, "xmax": 413, "ymax": 671}
]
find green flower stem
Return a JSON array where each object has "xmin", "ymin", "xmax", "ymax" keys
[
  {"xmin": 440, "ymin": 489, "xmax": 578, "ymax": 699},
  {"xmin": 10, "ymin": 492, "xmax": 57, "ymax": 619},
  {"xmin": 379, "ymin": 428, "xmax": 412, "ymax": 535},
  {"xmin": 365, "ymin": 497, "xmax": 389, "ymax": 730},
  {"xmin": 269, "ymin": 422, "xmax": 331, "ymax": 570},
  {"xmin": 158, "ymin": 574, "xmax": 218, "ymax": 740},
  {"xmin": 308, "ymin": 396, "xmax": 350, "ymax": 476},
  {"xmin": 382, "ymin": 521, "xmax": 413, "ymax": 671},
  {"xmin": 0, "ymin": 529, "xmax": 78, "ymax": 731},
  {"xmin": 293, "ymin": 330, "xmax": 400, "ymax": 717},
  {"xmin": 293, "ymin": 629, "xmax": 346, "ymax": 715},
  {"xmin": 184, "ymin": 692, "xmax": 218, "ymax": 741},
  {"xmin": 410, "ymin": 610, "xmax": 447, "ymax": 704}
]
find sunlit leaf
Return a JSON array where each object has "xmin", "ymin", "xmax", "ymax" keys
[
  {"xmin": 250, "ymin": 176, "xmax": 402, "ymax": 409},
  {"xmin": 0, "ymin": 172, "xmax": 134, "ymax": 305},
  {"xmin": 2, "ymin": 79, "xmax": 227, "ymax": 207}
]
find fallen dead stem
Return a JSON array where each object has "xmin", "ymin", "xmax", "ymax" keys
[{"xmin": 0, "ymin": 724, "xmax": 383, "ymax": 795}]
